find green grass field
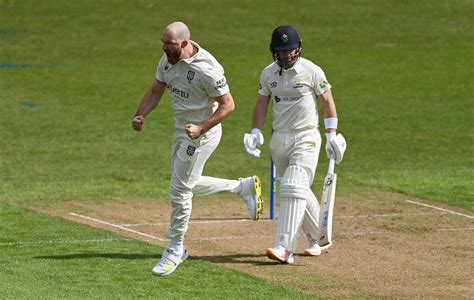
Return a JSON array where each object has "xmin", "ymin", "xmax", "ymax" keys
[
  {"xmin": 0, "ymin": 202, "xmax": 313, "ymax": 299},
  {"xmin": 1, "ymin": 0, "xmax": 472, "ymax": 298}
]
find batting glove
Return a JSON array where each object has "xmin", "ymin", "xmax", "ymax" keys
[
  {"xmin": 243, "ymin": 128, "xmax": 264, "ymax": 158},
  {"xmin": 325, "ymin": 133, "xmax": 347, "ymax": 164}
]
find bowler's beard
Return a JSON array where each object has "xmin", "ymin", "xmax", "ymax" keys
[{"xmin": 165, "ymin": 48, "xmax": 183, "ymax": 64}]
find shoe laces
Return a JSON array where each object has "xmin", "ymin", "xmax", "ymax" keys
[{"xmin": 157, "ymin": 256, "xmax": 176, "ymax": 268}]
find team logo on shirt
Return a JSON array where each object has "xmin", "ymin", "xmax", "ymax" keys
[
  {"xmin": 293, "ymin": 80, "xmax": 304, "ymax": 88},
  {"xmin": 187, "ymin": 70, "xmax": 195, "ymax": 82},
  {"xmin": 274, "ymin": 96, "xmax": 281, "ymax": 103},
  {"xmin": 186, "ymin": 145, "xmax": 196, "ymax": 156},
  {"xmin": 270, "ymin": 82, "xmax": 277, "ymax": 88}
]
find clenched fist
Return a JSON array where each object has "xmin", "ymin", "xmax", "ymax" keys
[
  {"xmin": 132, "ymin": 115, "xmax": 145, "ymax": 131},
  {"xmin": 185, "ymin": 123, "xmax": 203, "ymax": 140}
]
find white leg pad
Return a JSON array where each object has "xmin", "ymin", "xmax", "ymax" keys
[
  {"xmin": 275, "ymin": 165, "xmax": 309, "ymax": 253},
  {"xmin": 302, "ymin": 191, "xmax": 321, "ymax": 241}
]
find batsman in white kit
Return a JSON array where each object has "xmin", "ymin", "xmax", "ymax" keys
[
  {"xmin": 132, "ymin": 22, "xmax": 263, "ymax": 276},
  {"xmin": 244, "ymin": 25, "xmax": 346, "ymax": 264}
]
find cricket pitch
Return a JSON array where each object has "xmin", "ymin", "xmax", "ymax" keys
[{"xmin": 31, "ymin": 191, "xmax": 474, "ymax": 298}]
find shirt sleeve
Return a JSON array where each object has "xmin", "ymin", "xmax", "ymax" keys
[
  {"xmin": 201, "ymin": 67, "xmax": 230, "ymax": 97},
  {"xmin": 313, "ymin": 66, "xmax": 332, "ymax": 96},
  {"xmin": 258, "ymin": 70, "xmax": 271, "ymax": 96}
]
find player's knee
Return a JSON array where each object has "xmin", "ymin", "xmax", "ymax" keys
[
  {"xmin": 280, "ymin": 165, "xmax": 310, "ymax": 199},
  {"xmin": 170, "ymin": 177, "xmax": 193, "ymax": 202},
  {"xmin": 281, "ymin": 165, "xmax": 310, "ymax": 186}
]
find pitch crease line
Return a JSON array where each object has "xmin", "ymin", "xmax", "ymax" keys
[
  {"xmin": 436, "ymin": 227, "xmax": 474, "ymax": 231},
  {"xmin": 120, "ymin": 218, "xmax": 255, "ymax": 227},
  {"xmin": 70, "ymin": 212, "xmax": 166, "ymax": 241},
  {"xmin": 120, "ymin": 213, "xmax": 443, "ymax": 227},
  {"xmin": 336, "ymin": 212, "xmax": 445, "ymax": 219},
  {"xmin": 187, "ymin": 235, "xmax": 274, "ymax": 241},
  {"xmin": 406, "ymin": 200, "xmax": 474, "ymax": 219}
]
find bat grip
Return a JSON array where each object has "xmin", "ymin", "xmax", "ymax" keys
[{"xmin": 328, "ymin": 157, "xmax": 335, "ymax": 174}]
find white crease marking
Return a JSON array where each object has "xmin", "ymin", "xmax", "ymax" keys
[
  {"xmin": 406, "ymin": 200, "xmax": 474, "ymax": 219},
  {"xmin": 69, "ymin": 212, "xmax": 166, "ymax": 241}
]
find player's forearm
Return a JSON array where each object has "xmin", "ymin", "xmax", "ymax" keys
[
  {"xmin": 200, "ymin": 94, "xmax": 235, "ymax": 133},
  {"xmin": 318, "ymin": 90, "xmax": 337, "ymax": 133},
  {"xmin": 135, "ymin": 80, "xmax": 166, "ymax": 117},
  {"xmin": 135, "ymin": 95, "xmax": 159, "ymax": 117},
  {"xmin": 252, "ymin": 107, "xmax": 267, "ymax": 129},
  {"xmin": 252, "ymin": 95, "xmax": 270, "ymax": 129},
  {"xmin": 323, "ymin": 102, "xmax": 337, "ymax": 119}
]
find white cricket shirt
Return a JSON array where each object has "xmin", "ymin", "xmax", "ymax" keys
[
  {"xmin": 156, "ymin": 41, "xmax": 230, "ymax": 129},
  {"xmin": 258, "ymin": 57, "xmax": 331, "ymax": 131}
]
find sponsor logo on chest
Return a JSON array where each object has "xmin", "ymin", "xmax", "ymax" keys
[
  {"xmin": 167, "ymin": 85, "xmax": 189, "ymax": 99},
  {"xmin": 273, "ymin": 95, "xmax": 302, "ymax": 103}
]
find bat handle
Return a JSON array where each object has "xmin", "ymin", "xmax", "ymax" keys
[{"xmin": 328, "ymin": 157, "xmax": 335, "ymax": 175}]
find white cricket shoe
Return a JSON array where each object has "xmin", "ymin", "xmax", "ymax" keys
[
  {"xmin": 238, "ymin": 176, "xmax": 263, "ymax": 220},
  {"xmin": 303, "ymin": 239, "xmax": 322, "ymax": 256},
  {"xmin": 152, "ymin": 248, "xmax": 189, "ymax": 276},
  {"xmin": 266, "ymin": 245, "xmax": 294, "ymax": 264}
]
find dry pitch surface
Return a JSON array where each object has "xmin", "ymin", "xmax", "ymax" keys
[{"xmin": 31, "ymin": 191, "xmax": 474, "ymax": 298}]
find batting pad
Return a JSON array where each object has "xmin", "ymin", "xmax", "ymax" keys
[
  {"xmin": 302, "ymin": 191, "xmax": 321, "ymax": 241},
  {"xmin": 275, "ymin": 165, "xmax": 309, "ymax": 253}
]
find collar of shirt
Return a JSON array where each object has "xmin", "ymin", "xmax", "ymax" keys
[
  {"xmin": 270, "ymin": 57, "xmax": 303, "ymax": 74},
  {"xmin": 181, "ymin": 40, "xmax": 201, "ymax": 64}
]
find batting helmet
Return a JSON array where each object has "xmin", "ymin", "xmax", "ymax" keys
[{"xmin": 269, "ymin": 25, "xmax": 301, "ymax": 54}]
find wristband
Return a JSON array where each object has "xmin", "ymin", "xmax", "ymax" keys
[
  {"xmin": 251, "ymin": 128, "xmax": 261, "ymax": 135},
  {"xmin": 324, "ymin": 117, "xmax": 338, "ymax": 129}
]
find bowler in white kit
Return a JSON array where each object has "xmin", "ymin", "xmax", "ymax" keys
[
  {"xmin": 244, "ymin": 25, "xmax": 346, "ymax": 264},
  {"xmin": 132, "ymin": 21, "xmax": 263, "ymax": 276}
]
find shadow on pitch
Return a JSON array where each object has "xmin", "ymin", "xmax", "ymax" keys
[
  {"xmin": 190, "ymin": 217, "xmax": 274, "ymax": 221},
  {"xmin": 193, "ymin": 254, "xmax": 277, "ymax": 266}
]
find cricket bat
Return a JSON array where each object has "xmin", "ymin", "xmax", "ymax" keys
[{"xmin": 318, "ymin": 157, "xmax": 337, "ymax": 250}]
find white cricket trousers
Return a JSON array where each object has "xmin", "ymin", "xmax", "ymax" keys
[
  {"xmin": 270, "ymin": 128, "xmax": 322, "ymax": 249},
  {"xmin": 166, "ymin": 124, "xmax": 241, "ymax": 242}
]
